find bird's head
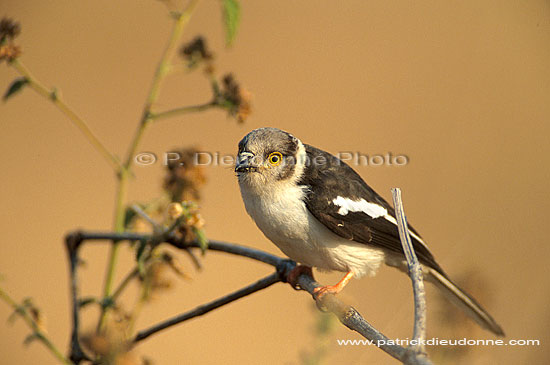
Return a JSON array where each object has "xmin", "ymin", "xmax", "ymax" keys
[{"xmin": 235, "ymin": 127, "xmax": 304, "ymax": 190}]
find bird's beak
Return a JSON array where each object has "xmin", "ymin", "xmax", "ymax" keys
[{"xmin": 235, "ymin": 152, "xmax": 258, "ymax": 173}]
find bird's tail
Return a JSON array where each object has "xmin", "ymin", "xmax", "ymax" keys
[{"xmin": 425, "ymin": 268, "xmax": 505, "ymax": 336}]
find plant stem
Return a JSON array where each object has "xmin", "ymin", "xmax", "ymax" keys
[
  {"xmin": 123, "ymin": 0, "xmax": 202, "ymax": 169},
  {"xmin": 151, "ymin": 101, "xmax": 217, "ymax": 121},
  {"xmin": 9, "ymin": 59, "xmax": 121, "ymax": 173},
  {"xmin": 97, "ymin": 168, "xmax": 129, "ymax": 332},
  {"xmin": 111, "ymin": 268, "xmax": 139, "ymax": 302},
  {"xmin": 0, "ymin": 287, "xmax": 71, "ymax": 365},
  {"xmin": 98, "ymin": 0, "xmax": 202, "ymax": 333},
  {"xmin": 131, "ymin": 204, "xmax": 161, "ymax": 231},
  {"xmin": 126, "ymin": 285, "xmax": 147, "ymax": 336}
]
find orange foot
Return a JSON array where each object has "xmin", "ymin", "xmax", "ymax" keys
[
  {"xmin": 287, "ymin": 265, "xmax": 313, "ymax": 290},
  {"xmin": 313, "ymin": 271, "xmax": 354, "ymax": 300}
]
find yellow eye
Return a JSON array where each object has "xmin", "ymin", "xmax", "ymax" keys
[{"xmin": 268, "ymin": 152, "xmax": 283, "ymax": 166}]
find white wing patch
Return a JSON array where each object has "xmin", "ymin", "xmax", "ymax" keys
[
  {"xmin": 384, "ymin": 214, "xmax": 398, "ymax": 225},
  {"xmin": 332, "ymin": 196, "xmax": 387, "ymax": 218},
  {"xmin": 332, "ymin": 197, "xmax": 427, "ymax": 245}
]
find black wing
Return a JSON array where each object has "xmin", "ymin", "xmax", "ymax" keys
[{"xmin": 298, "ymin": 144, "xmax": 444, "ymax": 273}]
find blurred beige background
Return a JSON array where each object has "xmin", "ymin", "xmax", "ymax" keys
[{"xmin": 1, "ymin": 0, "xmax": 549, "ymax": 364}]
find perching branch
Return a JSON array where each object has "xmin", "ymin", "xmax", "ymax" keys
[
  {"xmin": 64, "ymin": 229, "xmax": 432, "ymax": 364},
  {"xmin": 295, "ymin": 275, "xmax": 413, "ymax": 363}
]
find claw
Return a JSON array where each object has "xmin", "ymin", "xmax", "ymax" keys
[
  {"xmin": 313, "ymin": 271, "xmax": 354, "ymax": 299},
  {"xmin": 313, "ymin": 284, "xmax": 340, "ymax": 299}
]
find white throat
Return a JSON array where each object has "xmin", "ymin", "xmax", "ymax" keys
[
  {"xmin": 237, "ymin": 140, "xmax": 385, "ymax": 277},
  {"xmin": 237, "ymin": 140, "xmax": 309, "ymax": 244}
]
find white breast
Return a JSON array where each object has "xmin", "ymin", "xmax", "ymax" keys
[
  {"xmin": 240, "ymin": 180, "xmax": 314, "ymax": 261},
  {"xmin": 237, "ymin": 142, "xmax": 385, "ymax": 277}
]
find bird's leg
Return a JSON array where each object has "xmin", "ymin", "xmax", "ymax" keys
[
  {"xmin": 313, "ymin": 271, "xmax": 354, "ymax": 299},
  {"xmin": 287, "ymin": 265, "xmax": 314, "ymax": 290}
]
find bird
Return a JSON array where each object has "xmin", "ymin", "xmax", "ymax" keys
[{"xmin": 234, "ymin": 127, "xmax": 504, "ymax": 336}]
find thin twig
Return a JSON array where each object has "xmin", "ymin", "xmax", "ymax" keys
[
  {"xmin": 122, "ymin": 0, "xmax": 202, "ymax": 170},
  {"xmin": 391, "ymin": 188, "xmax": 429, "ymax": 361},
  {"xmin": 0, "ymin": 287, "xmax": 72, "ymax": 365},
  {"xmin": 111, "ymin": 268, "xmax": 139, "ymax": 301},
  {"xmin": 131, "ymin": 204, "xmax": 161, "ymax": 232},
  {"xmin": 8, "ymin": 59, "xmax": 121, "ymax": 172},
  {"xmin": 181, "ymin": 246, "xmax": 203, "ymax": 271},
  {"xmin": 133, "ymin": 272, "xmax": 281, "ymax": 344},
  {"xmin": 127, "ymin": 281, "xmax": 148, "ymax": 336},
  {"xmin": 151, "ymin": 101, "xmax": 217, "ymax": 121}
]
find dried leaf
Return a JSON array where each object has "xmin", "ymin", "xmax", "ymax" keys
[
  {"xmin": 124, "ymin": 206, "xmax": 137, "ymax": 229},
  {"xmin": 136, "ymin": 239, "xmax": 148, "ymax": 277},
  {"xmin": 193, "ymin": 228, "xmax": 209, "ymax": 254},
  {"xmin": 3, "ymin": 77, "xmax": 28, "ymax": 102},
  {"xmin": 78, "ymin": 297, "xmax": 98, "ymax": 308},
  {"xmin": 162, "ymin": 252, "xmax": 191, "ymax": 280},
  {"xmin": 23, "ymin": 333, "xmax": 40, "ymax": 347}
]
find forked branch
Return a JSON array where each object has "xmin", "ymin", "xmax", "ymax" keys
[{"xmin": 65, "ymin": 191, "xmax": 433, "ymax": 365}]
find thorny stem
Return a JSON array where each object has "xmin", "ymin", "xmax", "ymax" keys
[
  {"xmin": 98, "ymin": 0, "xmax": 202, "ymax": 333},
  {"xmin": 8, "ymin": 59, "xmax": 121, "ymax": 172},
  {"xmin": 0, "ymin": 287, "xmax": 71, "ymax": 365}
]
